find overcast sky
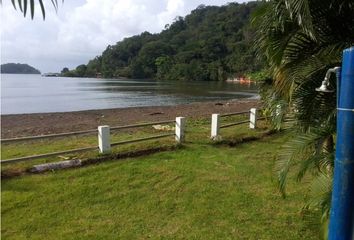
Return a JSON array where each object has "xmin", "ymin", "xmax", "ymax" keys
[{"xmin": 1, "ymin": 0, "xmax": 248, "ymax": 73}]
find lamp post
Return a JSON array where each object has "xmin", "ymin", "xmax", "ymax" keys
[{"xmin": 317, "ymin": 47, "xmax": 354, "ymax": 239}]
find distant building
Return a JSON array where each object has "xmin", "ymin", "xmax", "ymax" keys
[{"xmin": 42, "ymin": 73, "xmax": 60, "ymax": 77}]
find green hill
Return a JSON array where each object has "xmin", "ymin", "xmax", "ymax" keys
[
  {"xmin": 1, "ymin": 63, "xmax": 41, "ymax": 74},
  {"xmin": 64, "ymin": 2, "xmax": 263, "ymax": 81}
]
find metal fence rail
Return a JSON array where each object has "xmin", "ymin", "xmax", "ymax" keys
[
  {"xmin": 210, "ymin": 108, "xmax": 263, "ymax": 139},
  {"xmin": 1, "ymin": 129, "xmax": 98, "ymax": 143},
  {"xmin": 1, "ymin": 109, "xmax": 264, "ymax": 165},
  {"xmin": 220, "ymin": 120, "xmax": 250, "ymax": 129},
  {"xmin": 220, "ymin": 111, "xmax": 249, "ymax": 117},
  {"xmin": 1, "ymin": 119, "xmax": 179, "ymax": 165},
  {"xmin": 1, "ymin": 134, "xmax": 176, "ymax": 164},
  {"xmin": 0, "ymin": 120, "xmax": 176, "ymax": 143},
  {"xmin": 110, "ymin": 120, "xmax": 175, "ymax": 131},
  {"xmin": 1, "ymin": 145, "xmax": 98, "ymax": 164},
  {"xmin": 111, "ymin": 133, "xmax": 175, "ymax": 147}
]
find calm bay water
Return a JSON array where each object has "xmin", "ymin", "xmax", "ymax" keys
[{"xmin": 1, "ymin": 74, "xmax": 258, "ymax": 115}]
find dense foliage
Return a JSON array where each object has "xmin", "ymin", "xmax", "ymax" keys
[
  {"xmin": 64, "ymin": 2, "xmax": 263, "ymax": 81},
  {"xmin": 1, "ymin": 63, "xmax": 41, "ymax": 74},
  {"xmin": 253, "ymin": 0, "xmax": 354, "ymax": 238}
]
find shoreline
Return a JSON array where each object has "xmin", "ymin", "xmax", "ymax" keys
[{"xmin": 1, "ymin": 99, "xmax": 260, "ymax": 138}]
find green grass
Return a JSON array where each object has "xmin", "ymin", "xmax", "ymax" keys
[{"xmin": 1, "ymin": 117, "xmax": 318, "ymax": 239}]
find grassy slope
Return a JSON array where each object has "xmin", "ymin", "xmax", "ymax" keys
[{"xmin": 1, "ymin": 127, "xmax": 317, "ymax": 239}]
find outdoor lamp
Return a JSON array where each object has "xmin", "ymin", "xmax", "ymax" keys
[{"xmin": 315, "ymin": 67, "xmax": 341, "ymax": 93}]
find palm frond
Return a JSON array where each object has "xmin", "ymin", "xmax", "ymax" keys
[
  {"xmin": 284, "ymin": 0, "xmax": 315, "ymax": 39},
  {"xmin": 3, "ymin": 0, "xmax": 64, "ymax": 19},
  {"xmin": 303, "ymin": 172, "xmax": 332, "ymax": 239},
  {"xmin": 276, "ymin": 126, "xmax": 334, "ymax": 196}
]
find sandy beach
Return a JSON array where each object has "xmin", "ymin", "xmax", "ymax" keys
[{"xmin": 1, "ymin": 99, "xmax": 260, "ymax": 138}]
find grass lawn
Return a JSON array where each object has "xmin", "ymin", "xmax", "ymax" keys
[{"xmin": 1, "ymin": 117, "xmax": 318, "ymax": 239}]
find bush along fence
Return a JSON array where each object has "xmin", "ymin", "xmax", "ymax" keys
[{"xmin": 1, "ymin": 108, "xmax": 263, "ymax": 165}]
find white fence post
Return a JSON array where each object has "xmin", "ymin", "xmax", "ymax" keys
[
  {"xmin": 175, "ymin": 117, "xmax": 185, "ymax": 143},
  {"xmin": 250, "ymin": 108, "xmax": 257, "ymax": 129},
  {"xmin": 211, "ymin": 113, "xmax": 221, "ymax": 140},
  {"xmin": 98, "ymin": 125, "xmax": 111, "ymax": 154}
]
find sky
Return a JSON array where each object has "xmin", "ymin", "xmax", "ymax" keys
[{"xmin": 1, "ymin": 0, "xmax": 248, "ymax": 73}]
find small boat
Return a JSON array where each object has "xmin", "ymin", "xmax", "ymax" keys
[{"xmin": 226, "ymin": 76, "xmax": 253, "ymax": 85}]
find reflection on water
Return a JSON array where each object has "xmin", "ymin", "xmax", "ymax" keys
[{"xmin": 1, "ymin": 74, "xmax": 258, "ymax": 114}]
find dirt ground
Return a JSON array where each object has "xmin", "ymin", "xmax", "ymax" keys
[{"xmin": 1, "ymin": 99, "xmax": 260, "ymax": 138}]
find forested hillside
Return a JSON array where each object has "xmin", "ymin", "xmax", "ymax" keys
[
  {"xmin": 1, "ymin": 63, "xmax": 41, "ymax": 74},
  {"xmin": 64, "ymin": 2, "xmax": 263, "ymax": 81}
]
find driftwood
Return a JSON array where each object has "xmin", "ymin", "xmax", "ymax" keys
[
  {"xmin": 152, "ymin": 124, "xmax": 175, "ymax": 131},
  {"xmin": 30, "ymin": 159, "xmax": 82, "ymax": 173},
  {"xmin": 149, "ymin": 112, "xmax": 164, "ymax": 115}
]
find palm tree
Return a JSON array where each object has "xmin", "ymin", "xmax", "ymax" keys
[
  {"xmin": 253, "ymin": 0, "xmax": 354, "ymax": 237},
  {"xmin": 2, "ymin": 0, "xmax": 61, "ymax": 19}
]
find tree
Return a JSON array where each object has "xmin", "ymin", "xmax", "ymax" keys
[
  {"xmin": 75, "ymin": 64, "xmax": 87, "ymax": 77},
  {"xmin": 136, "ymin": 41, "xmax": 174, "ymax": 78},
  {"xmin": 61, "ymin": 67, "xmax": 69, "ymax": 74},
  {"xmin": 253, "ymin": 0, "xmax": 354, "ymax": 237},
  {"xmin": 155, "ymin": 55, "xmax": 173, "ymax": 80}
]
